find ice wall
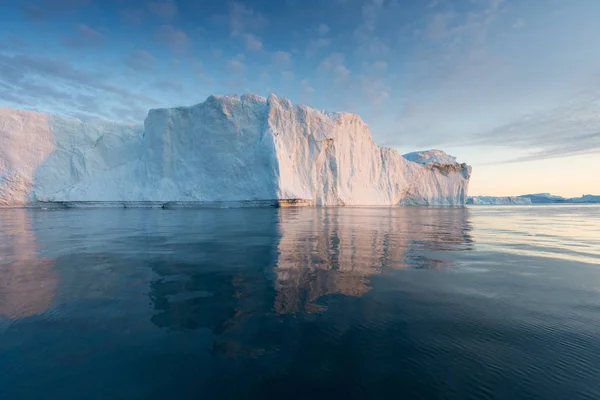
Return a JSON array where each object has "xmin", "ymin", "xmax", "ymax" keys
[
  {"xmin": 0, "ymin": 95, "xmax": 472, "ymax": 207},
  {"xmin": 0, "ymin": 107, "xmax": 143, "ymax": 206}
]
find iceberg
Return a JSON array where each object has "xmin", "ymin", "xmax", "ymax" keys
[
  {"xmin": 468, "ymin": 194, "xmax": 600, "ymax": 205},
  {"xmin": 0, "ymin": 94, "xmax": 471, "ymax": 207},
  {"xmin": 467, "ymin": 196, "xmax": 532, "ymax": 205},
  {"xmin": 519, "ymin": 193, "xmax": 566, "ymax": 203},
  {"xmin": 568, "ymin": 194, "xmax": 600, "ymax": 203}
]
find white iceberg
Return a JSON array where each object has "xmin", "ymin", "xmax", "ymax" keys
[
  {"xmin": 0, "ymin": 94, "xmax": 472, "ymax": 207},
  {"xmin": 467, "ymin": 196, "xmax": 532, "ymax": 205}
]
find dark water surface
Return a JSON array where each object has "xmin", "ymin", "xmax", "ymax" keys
[{"xmin": 1, "ymin": 205, "xmax": 600, "ymax": 399}]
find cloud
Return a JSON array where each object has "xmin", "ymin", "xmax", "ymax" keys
[
  {"xmin": 512, "ymin": 18, "xmax": 525, "ymax": 29},
  {"xmin": 123, "ymin": 50, "xmax": 155, "ymax": 72},
  {"xmin": 43, "ymin": 0, "xmax": 90, "ymax": 12},
  {"xmin": 155, "ymin": 25, "xmax": 189, "ymax": 52},
  {"xmin": 281, "ymin": 71, "xmax": 295, "ymax": 81},
  {"xmin": 0, "ymin": 53, "xmax": 157, "ymax": 122},
  {"xmin": 425, "ymin": 0, "xmax": 505, "ymax": 44},
  {"xmin": 362, "ymin": 60, "xmax": 388, "ymax": 72},
  {"xmin": 63, "ymin": 24, "xmax": 104, "ymax": 48},
  {"xmin": 148, "ymin": 0, "xmax": 178, "ymax": 19},
  {"xmin": 193, "ymin": 61, "xmax": 212, "ymax": 85},
  {"xmin": 272, "ymin": 51, "xmax": 292, "ymax": 66},
  {"xmin": 360, "ymin": 76, "xmax": 391, "ymax": 104},
  {"xmin": 305, "ymin": 38, "xmax": 331, "ymax": 56},
  {"xmin": 360, "ymin": 0, "xmax": 384, "ymax": 33},
  {"xmin": 466, "ymin": 94, "xmax": 600, "ymax": 163},
  {"xmin": 121, "ymin": 8, "xmax": 145, "ymax": 26},
  {"xmin": 229, "ymin": 2, "xmax": 267, "ymax": 50},
  {"xmin": 108, "ymin": 105, "xmax": 148, "ymax": 123},
  {"xmin": 241, "ymin": 33, "xmax": 262, "ymax": 51},
  {"xmin": 20, "ymin": 0, "xmax": 90, "ymax": 20},
  {"xmin": 227, "ymin": 58, "xmax": 246, "ymax": 75},
  {"xmin": 318, "ymin": 53, "xmax": 350, "ymax": 82},
  {"xmin": 355, "ymin": 36, "xmax": 389, "ymax": 57},
  {"xmin": 300, "ymin": 79, "xmax": 315, "ymax": 94},
  {"xmin": 20, "ymin": 2, "xmax": 45, "ymax": 20},
  {"xmin": 1, "ymin": 36, "xmax": 29, "ymax": 51},
  {"xmin": 426, "ymin": 12, "xmax": 453, "ymax": 40},
  {"xmin": 318, "ymin": 24, "xmax": 330, "ymax": 36},
  {"xmin": 427, "ymin": 0, "xmax": 443, "ymax": 9},
  {"xmin": 153, "ymin": 79, "xmax": 183, "ymax": 93},
  {"xmin": 229, "ymin": 1, "xmax": 268, "ymax": 37},
  {"xmin": 354, "ymin": 0, "xmax": 390, "ymax": 59}
]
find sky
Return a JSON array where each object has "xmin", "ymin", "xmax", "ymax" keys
[{"xmin": 0, "ymin": 0, "xmax": 599, "ymax": 197}]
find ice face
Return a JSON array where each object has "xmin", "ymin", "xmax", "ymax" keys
[
  {"xmin": 0, "ymin": 107, "xmax": 143, "ymax": 206},
  {"xmin": 0, "ymin": 95, "xmax": 472, "ymax": 207}
]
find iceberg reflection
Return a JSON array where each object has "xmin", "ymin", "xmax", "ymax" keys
[
  {"xmin": 0, "ymin": 210, "xmax": 57, "ymax": 319},
  {"xmin": 274, "ymin": 207, "xmax": 473, "ymax": 313}
]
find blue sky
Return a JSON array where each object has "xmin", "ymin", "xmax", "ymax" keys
[{"xmin": 1, "ymin": 0, "xmax": 599, "ymax": 196}]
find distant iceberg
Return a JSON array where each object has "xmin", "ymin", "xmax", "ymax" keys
[
  {"xmin": 0, "ymin": 94, "xmax": 471, "ymax": 207},
  {"xmin": 468, "ymin": 193, "xmax": 600, "ymax": 205},
  {"xmin": 467, "ymin": 196, "xmax": 532, "ymax": 205}
]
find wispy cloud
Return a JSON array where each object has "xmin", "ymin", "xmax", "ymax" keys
[
  {"xmin": 318, "ymin": 24, "xmax": 330, "ymax": 36},
  {"xmin": 354, "ymin": 0, "xmax": 390, "ymax": 58},
  {"xmin": 229, "ymin": 2, "xmax": 267, "ymax": 37},
  {"xmin": 468, "ymin": 94, "xmax": 600, "ymax": 163},
  {"xmin": 20, "ymin": 0, "xmax": 90, "ymax": 20},
  {"xmin": 305, "ymin": 38, "xmax": 331, "ymax": 56},
  {"xmin": 155, "ymin": 25, "xmax": 189, "ymax": 53},
  {"xmin": 121, "ymin": 8, "xmax": 145, "ymax": 26},
  {"xmin": 360, "ymin": 0, "xmax": 384, "ymax": 33},
  {"xmin": 318, "ymin": 53, "xmax": 350, "ymax": 82},
  {"xmin": 153, "ymin": 79, "xmax": 183, "ymax": 93},
  {"xmin": 0, "ymin": 53, "xmax": 156, "ymax": 122},
  {"xmin": 148, "ymin": 0, "xmax": 178, "ymax": 20},
  {"xmin": 123, "ymin": 50, "xmax": 155, "ymax": 72},
  {"xmin": 362, "ymin": 60, "xmax": 388, "ymax": 72},
  {"xmin": 241, "ymin": 33, "xmax": 262, "ymax": 51},
  {"xmin": 272, "ymin": 51, "xmax": 292, "ymax": 67},
  {"xmin": 1, "ymin": 36, "xmax": 29, "ymax": 51},
  {"xmin": 62, "ymin": 24, "xmax": 104, "ymax": 48},
  {"xmin": 227, "ymin": 57, "xmax": 246, "ymax": 75},
  {"xmin": 228, "ymin": 2, "xmax": 267, "ymax": 52},
  {"xmin": 20, "ymin": 2, "xmax": 45, "ymax": 20},
  {"xmin": 360, "ymin": 75, "xmax": 390, "ymax": 104}
]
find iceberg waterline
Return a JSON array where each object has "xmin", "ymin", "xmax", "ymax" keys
[{"xmin": 0, "ymin": 94, "xmax": 471, "ymax": 207}]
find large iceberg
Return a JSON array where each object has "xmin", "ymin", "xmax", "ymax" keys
[{"xmin": 0, "ymin": 94, "xmax": 471, "ymax": 207}]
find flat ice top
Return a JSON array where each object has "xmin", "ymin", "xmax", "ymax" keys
[{"xmin": 402, "ymin": 149, "xmax": 459, "ymax": 166}]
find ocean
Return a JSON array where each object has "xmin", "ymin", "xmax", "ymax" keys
[{"xmin": 1, "ymin": 205, "xmax": 599, "ymax": 399}]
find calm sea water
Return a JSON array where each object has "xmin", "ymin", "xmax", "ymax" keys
[{"xmin": 1, "ymin": 205, "xmax": 599, "ymax": 399}]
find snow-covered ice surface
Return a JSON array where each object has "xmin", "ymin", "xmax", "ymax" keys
[
  {"xmin": 0, "ymin": 95, "xmax": 472, "ymax": 207},
  {"xmin": 402, "ymin": 150, "xmax": 458, "ymax": 166},
  {"xmin": 467, "ymin": 196, "xmax": 532, "ymax": 205}
]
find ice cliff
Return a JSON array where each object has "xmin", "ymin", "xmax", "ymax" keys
[{"xmin": 0, "ymin": 94, "xmax": 471, "ymax": 207}]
